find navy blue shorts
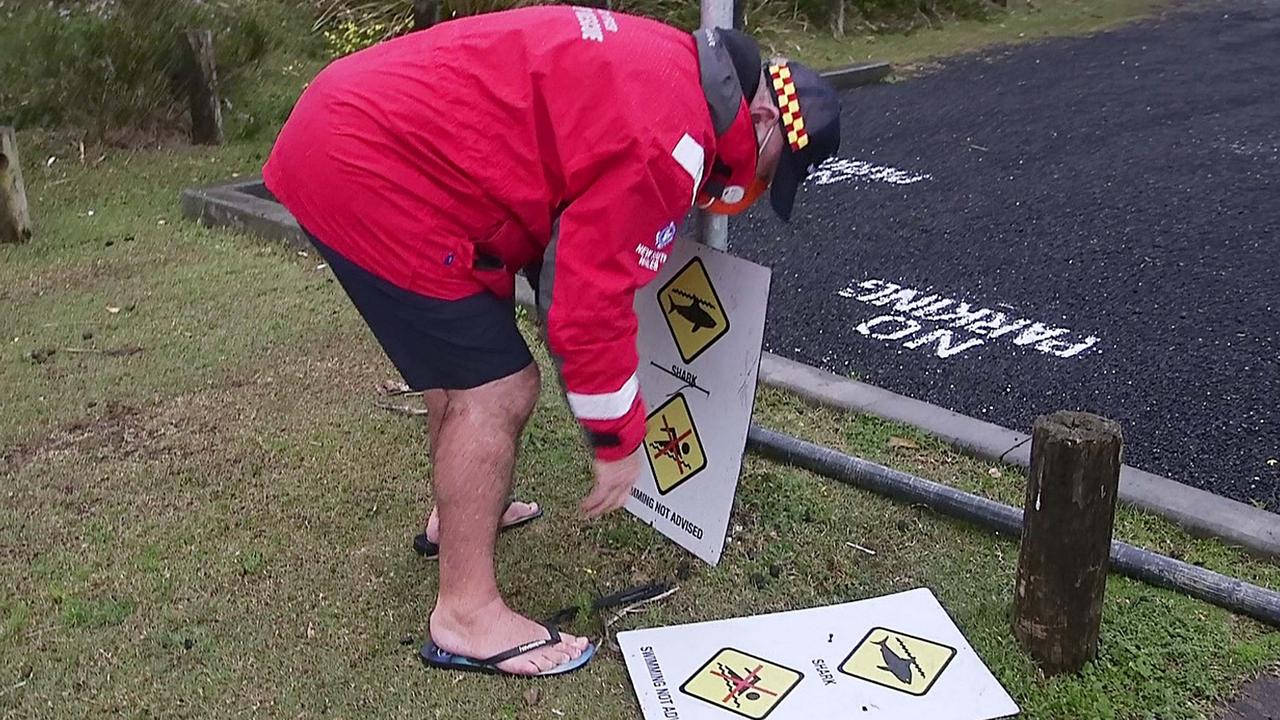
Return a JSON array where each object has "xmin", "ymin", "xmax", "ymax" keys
[{"xmin": 307, "ymin": 232, "xmax": 534, "ymax": 391}]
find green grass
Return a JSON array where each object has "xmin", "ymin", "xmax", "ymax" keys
[
  {"xmin": 2, "ymin": 120, "xmax": 1277, "ymax": 720},
  {"xmin": 2, "ymin": 3, "xmax": 1276, "ymax": 718}
]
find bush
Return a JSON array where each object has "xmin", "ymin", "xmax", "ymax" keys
[
  {"xmin": 312, "ymin": 0, "xmax": 989, "ymax": 57},
  {"xmin": 0, "ymin": 0, "xmax": 990, "ymax": 139},
  {"xmin": 0, "ymin": 0, "xmax": 277, "ymax": 141},
  {"xmin": 838, "ymin": 0, "xmax": 990, "ymax": 30}
]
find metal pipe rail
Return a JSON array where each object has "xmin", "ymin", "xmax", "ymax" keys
[{"xmin": 747, "ymin": 424, "xmax": 1280, "ymax": 628}]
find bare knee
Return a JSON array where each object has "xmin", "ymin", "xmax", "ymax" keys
[
  {"xmin": 495, "ymin": 362, "xmax": 540, "ymax": 426},
  {"xmin": 444, "ymin": 362, "xmax": 540, "ymax": 433}
]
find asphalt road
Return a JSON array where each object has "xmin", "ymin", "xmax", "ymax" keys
[{"xmin": 733, "ymin": 1, "xmax": 1279, "ymax": 510}]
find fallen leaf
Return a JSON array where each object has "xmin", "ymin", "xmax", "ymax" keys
[
  {"xmin": 888, "ymin": 436, "xmax": 919, "ymax": 450},
  {"xmin": 524, "ymin": 688, "xmax": 541, "ymax": 707},
  {"xmin": 987, "ymin": 467, "xmax": 1003, "ymax": 479},
  {"xmin": 378, "ymin": 379, "xmax": 412, "ymax": 396}
]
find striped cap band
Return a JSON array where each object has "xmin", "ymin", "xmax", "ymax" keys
[{"xmin": 769, "ymin": 62, "xmax": 809, "ymax": 151}]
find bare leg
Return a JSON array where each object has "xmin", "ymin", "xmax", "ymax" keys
[
  {"xmin": 426, "ymin": 363, "xmax": 587, "ymax": 675},
  {"xmin": 422, "ymin": 389, "xmax": 539, "ymax": 541}
]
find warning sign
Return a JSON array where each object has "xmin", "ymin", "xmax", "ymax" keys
[
  {"xmin": 839, "ymin": 627, "xmax": 956, "ymax": 696},
  {"xmin": 680, "ymin": 648, "xmax": 804, "ymax": 720},
  {"xmin": 658, "ymin": 257, "xmax": 730, "ymax": 363},
  {"xmin": 644, "ymin": 393, "xmax": 707, "ymax": 494},
  {"xmin": 630, "ymin": 243, "xmax": 771, "ymax": 566},
  {"xmin": 620, "ymin": 589, "xmax": 1019, "ymax": 720}
]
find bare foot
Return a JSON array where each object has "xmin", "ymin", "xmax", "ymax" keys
[
  {"xmin": 429, "ymin": 598, "xmax": 589, "ymax": 676},
  {"xmin": 423, "ymin": 501, "xmax": 540, "ymax": 544}
]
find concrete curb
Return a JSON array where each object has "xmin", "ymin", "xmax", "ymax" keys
[
  {"xmin": 180, "ymin": 178, "xmax": 309, "ymax": 252},
  {"xmin": 819, "ymin": 61, "xmax": 893, "ymax": 89},
  {"xmin": 184, "ymin": 173, "xmax": 1278, "ymax": 560},
  {"xmin": 759, "ymin": 353, "xmax": 1280, "ymax": 559}
]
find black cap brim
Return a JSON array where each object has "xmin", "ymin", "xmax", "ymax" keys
[
  {"xmin": 769, "ymin": 150, "xmax": 805, "ymax": 222},
  {"xmin": 764, "ymin": 60, "xmax": 842, "ymax": 222}
]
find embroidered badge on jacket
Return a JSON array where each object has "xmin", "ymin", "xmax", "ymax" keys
[{"xmin": 655, "ymin": 221, "xmax": 677, "ymax": 250}]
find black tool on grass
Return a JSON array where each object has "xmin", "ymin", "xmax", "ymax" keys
[{"xmin": 544, "ymin": 583, "xmax": 673, "ymax": 627}]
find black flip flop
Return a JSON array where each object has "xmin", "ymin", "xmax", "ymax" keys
[
  {"xmin": 419, "ymin": 622, "xmax": 596, "ymax": 677},
  {"xmin": 412, "ymin": 502, "xmax": 544, "ymax": 559}
]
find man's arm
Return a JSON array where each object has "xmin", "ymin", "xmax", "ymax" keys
[{"xmin": 543, "ymin": 137, "xmax": 703, "ymax": 515}]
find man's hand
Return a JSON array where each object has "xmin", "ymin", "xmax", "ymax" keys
[{"xmin": 580, "ymin": 449, "xmax": 642, "ymax": 519}]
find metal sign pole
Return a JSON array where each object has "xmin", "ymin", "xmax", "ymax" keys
[{"xmin": 698, "ymin": 0, "xmax": 734, "ymax": 251}]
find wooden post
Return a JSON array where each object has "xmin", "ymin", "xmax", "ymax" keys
[
  {"xmin": 0, "ymin": 126, "xmax": 32, "ymax": 244},
  {"xmin": 184, "ymin": 30, "xmax": 223, "ymax": 146},
  {"xmin": 1014, "ymin": 411, "xmax": 1123, "ymax": 676},
  {"xmin": 412, "ymin": 0, "xmax": 442, "ymax": 30}
]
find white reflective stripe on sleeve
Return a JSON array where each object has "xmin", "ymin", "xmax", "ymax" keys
[
  {"xmin": 566, "ymin": 374, "xmax": 639, "ymax": 421},
  {"xmin": 672, "ymin": 133, "xmax": 705, "ymax": 204}
]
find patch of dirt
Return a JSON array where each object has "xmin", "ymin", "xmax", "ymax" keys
[
  {"xmin": 8, "ymin": 242, "xmax": 211, "ymax": 305},
  {"xmin": 3, "ymin": 399, "xmax": 202, "ymax": 474},
  {"xmin": 9, "ymin": 258, "xmax": 139, "ymax": 302},
  {"xmin": 2, "ymin": 313, "xmax": 396, "ymax": 485}
]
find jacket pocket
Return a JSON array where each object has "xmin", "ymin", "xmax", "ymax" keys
[{"xmin": 466, "ymin": 219, "xmax": 533, "ymax": 300}]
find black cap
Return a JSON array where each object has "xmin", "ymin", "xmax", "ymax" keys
[
  {"xmin": 717, "ymin": 28, "xmax": 762, "ymax": 105},
  {"xmin": 766, "ymin": 61, "xmax": 841, "ymax": 221}
]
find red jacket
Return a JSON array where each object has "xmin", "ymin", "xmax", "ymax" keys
[{"xmin": 264, "ymin": 7, "xmax": 745, "ymax": 460}]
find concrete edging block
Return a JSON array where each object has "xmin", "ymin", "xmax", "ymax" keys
[
  {"xmin": 180, "ymin": 179, "xmax": 308, "ymax": 252},
  {"xmin": 819, "ymin": 61, "xmax": 893, "ymax": 89}
]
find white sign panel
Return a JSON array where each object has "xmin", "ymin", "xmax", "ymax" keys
[
  {"xmin": 619, "ymin": 588, "xmax": 1019, "ymax": 720},
  {"xmin": 626, "ymin": 241, "xmax": 771, "ymax": 566}
]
